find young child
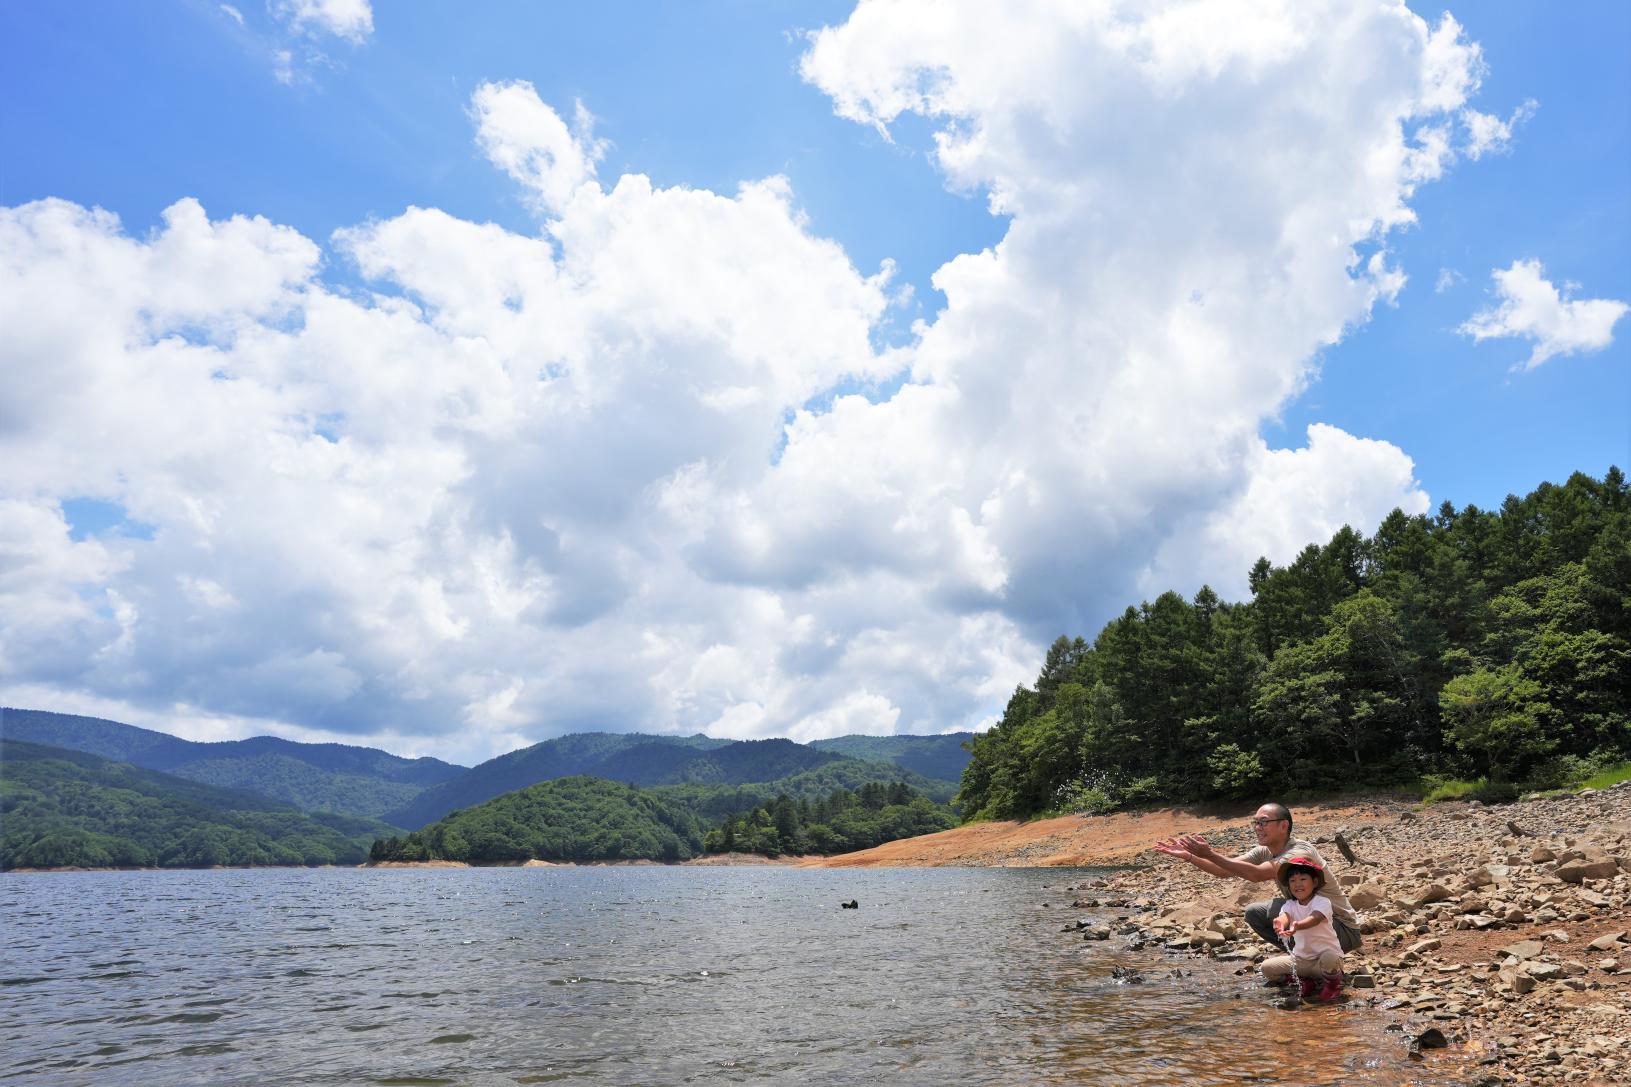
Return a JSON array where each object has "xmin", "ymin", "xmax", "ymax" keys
[{"xmin": 1261, "ymin": 855, "xmax": 1345, "ymax": 1002}]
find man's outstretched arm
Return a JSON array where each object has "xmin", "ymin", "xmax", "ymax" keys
[
  {"xmin": 1153, "ymin": 838, "xmax": 1241, "ymax": 880},
  {"xmin": 1175, "ymin": 835, "xmax": 1278, "ymax": 882}
]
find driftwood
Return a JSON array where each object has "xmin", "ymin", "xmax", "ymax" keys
[
  {"xmin": 1506, "ymin": 820, "xmax": 1532, "ymax": 837},
  {"xmin": 1332, "ymin": 830, "xmax": 1361, "ymax": 865}
]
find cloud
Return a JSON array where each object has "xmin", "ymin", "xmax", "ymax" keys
[
  {"xmin": 1460, "ymin": 258, "xmax": 1629, "ymax": 370},
  {"xmin": 1461, "ymin": 98, "xmax": 1537, "ymax": 159},
  {"xmin": 1138, "ymin": 425, "xmax": 1430, "ymax": 600},
  {"xmin": 219, "ymin": 4, "xmax": 245, "ymax": 27},
  {"xmin": 3, "ymin": 3, "xmax": 1496, "ymax": 762},
  {"xmin": 470, "ymin": 81, "xmax": 606, "ymax": 216},
  {"xmin": 271, "ymin": 0, "xmax": 373, "ymax": 44},
  {"xmin": 1435, "ymin": 267, "xmax": 1464, "ymax": 293}
]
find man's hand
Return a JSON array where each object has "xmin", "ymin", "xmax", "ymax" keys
[
  {"xmin": 1177, "ymin": 834, "xmax": 1219, "ymax": 861},
  {"xmin": 1153, "ymin": 837, "xmax": 1194, "ymax": 862}
]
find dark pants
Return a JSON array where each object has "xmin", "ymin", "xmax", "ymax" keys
[{"xmin": 1245, "ymin": 897, "xmax": 1362, "ymax": 953}]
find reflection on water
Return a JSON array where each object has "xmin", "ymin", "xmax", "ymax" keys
[{"xmin": 2, "ymin": 867, "xmax": 1470, "ymax": 1085}]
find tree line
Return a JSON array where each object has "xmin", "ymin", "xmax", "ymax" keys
[
  {"xmin": 702, "ymin": 781, "xmax": 955, "ymax": 857},
  {"xmin": 957, "ymin": 467, "xmax": 1630, "ymax": 819}
]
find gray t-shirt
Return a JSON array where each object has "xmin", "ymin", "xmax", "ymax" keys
[{"xmin": 1242, "ymin": 838, "xmax": 1359, "ymax": 927}]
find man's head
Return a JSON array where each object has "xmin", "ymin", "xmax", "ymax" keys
[{"xmin": 1251, "ymin": 803, "xmax": 1293, "ymax": 849}]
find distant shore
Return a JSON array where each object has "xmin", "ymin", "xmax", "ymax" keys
[{"xmin": 5, "ymin": 853, "xmax": 809, "ymax": 873}]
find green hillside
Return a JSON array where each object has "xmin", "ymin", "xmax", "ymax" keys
[
  {"xmin": 648, "ymin": 758, "xmax": 957, "ymax": 822},
  {"xmin": 703, "ymin": 782, "xmax": 956, "ymax": 857},
  {"xmin": 369, "ymin": 775, "xmax": 707, "ymax": 864},
  {"xmin": 0, "ymin": 740, "xmax": 398, "ymax": 869},
  {"xmin": 808, "ymin": 733, "xmax": 974, "ymax": 783},
  {"xmin": 384, "ymin": 731, "xmax": 768, "ymax": 828},
  {"xmin": 959, "ymin": 467, "xmax": 1631, "ymax": 819},
  {"xmin": 0, "ymin": 708, "xmax": 464, "ymax": 818}
]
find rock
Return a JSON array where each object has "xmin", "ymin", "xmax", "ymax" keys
[
  {"xmin": 1350, "ymin": 973, "xmax": 1376, "ymax": 988},
  {"xmin": 1501, "ymin": 940, "xmax": 1546, "ymax": 960},
  {"xmin": 1556, "ymin": 857, "xmax": 1620, "ymax": 883},
  {"xmin": 1411, "ymin": 883, "xmax": 1453, "ymax": 909},
  {"xmin": 1587, "ymin": 932, "xmax": 1626, "ymax": 951},
  {"xmin": 1526, "ymin": 962, "xmax": 1565, "ymax": 981},
  {"xmin": 1349, "ymin": 882, "xmax": 1387, "ymax": 910},
  {"xmin": 1499, "ymin": 967, "xmax": 1537, "ymax": 994},
  {"xmin": 1409, "ymin": 938, "xmax": 1442, "ymax": 955},
  {"xmin": 1531, "ymin": 845, "xmax": 1558, "ymax": 863}
]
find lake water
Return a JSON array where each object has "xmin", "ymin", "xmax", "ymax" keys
[{"xmin": 3, "ymin": 867, "xmax": 1470, "ymax": 1086}]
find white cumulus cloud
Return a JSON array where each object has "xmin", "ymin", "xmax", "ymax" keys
[
  {"xmin": 271, "ymin": 0, "xmax": 373, "ymax": 43},
  {"xmin": 2, "ymin": 2, "xmax": 1504, "ymax": 761},
  {"xmin": 1460, "ymin": 258, "xmax": 1629, "ymax": 370}
]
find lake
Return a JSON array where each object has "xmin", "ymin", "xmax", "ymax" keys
[{"xmin": 3, "ymin": 866, "xmax": 1467, "ymax": 1085}]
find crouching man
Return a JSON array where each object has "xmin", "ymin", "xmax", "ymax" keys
[{"xmin": 1153, "ymin": 802, "xmax": 1363, "ymax": 955}]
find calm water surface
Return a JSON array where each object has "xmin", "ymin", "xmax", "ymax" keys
[{"xmin": 3, "ymin": 867, "xmax": 1470, "ymax": 1085}]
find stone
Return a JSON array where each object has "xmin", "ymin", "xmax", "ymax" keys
[
  {"xmin": 1587, "ymin": 932, "xmax": 1626, "ymax": 951},
  {"xmin": 1531, "ymin": 846, "xmax": 1557, "ymax": 864},
  {"xmin": 1500, "ymin": 968, "xmax": 1538, "ymax": 994},
  {"xmin": 1501, "ymin": 940, "xmax": 1546, "ymax": 961},
  {"xmin": 1412, "ymin": 884, "xmax": 1453, "ymax": 909},
  {"xmin": 1556, "ymin": 857, "xmax": 1620, "ymax": 883},
  {"xmin": 1409, "ymin": 938, "xmax": 1443, "ymax": 955},
  {"xmin": 1526, "ymin": 962, "xmax": 1564, "ymax": 981},
  {"xmin": 1348, "ymin": 882, "xmax": 1387, "ymax": 910}
]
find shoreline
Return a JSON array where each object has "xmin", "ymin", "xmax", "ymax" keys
[
  {"xmin": 4, "ymin": 852, "xmax": 812, "ymax": 874},
  {"xmin": 812, "ymin": 786, "xmax": 1625, "ymax": 1085},
  {"xmin": 10, "ymin": 790, "xmax": 1626, "ymax": 1079}
]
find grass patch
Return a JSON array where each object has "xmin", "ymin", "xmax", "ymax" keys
[
  {"xmin": 1418, "ymin": 776, "xmax": 1521, "ymax": 805},
  {"xmin": 1581, "ymin": 761, "xmax": 1631, "ymax": 790},
  {"xmin": 1421, "ymin": 778, "xmax": 1482, "ymax": 805}
]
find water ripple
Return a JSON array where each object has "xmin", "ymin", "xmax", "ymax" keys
[{"xmin": 3, "ymin": 867, "xmax": 1474, "ymax": 1085}]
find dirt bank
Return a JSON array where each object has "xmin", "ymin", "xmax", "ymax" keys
[
  {"xmin": 814, "ymin": 785, "xmax": 1631, "ymax": 1085},
  {"xmin": 802, "ymin": 797, "xmax": 1405, "ymax": 869}
]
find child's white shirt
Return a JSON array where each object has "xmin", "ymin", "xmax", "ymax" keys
[{"xmin": 1283, "ymin": 894, "xmax": 1342, "ymax": 959}]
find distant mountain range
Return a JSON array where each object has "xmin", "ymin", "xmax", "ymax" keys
[
  {"xmin": 0, "ymin": 739, "xmax": 397, "ymax": 869},
  {"xmin": 383, "ymin": 734, "xmax": 969, "ymax": 829},
  {"xmin": 810, "ymin": 733, "xmax": 975, "ymax": 782},
  {"xmin": 0, "ymin": 707, "xmax": 975, "ymax": 834},
  {"xmin": 0, "ymin": 708, "xmax": 464, "ymax": 819}
]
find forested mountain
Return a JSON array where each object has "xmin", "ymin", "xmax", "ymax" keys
[
  {"xmin": 597, "ymin": 737, "xmax": 841, "ymax": 785},
  {"xmin": 381, "ymin": 731, "xmax": 731, "ymax": 828},
  {"xmin": 384, "ymin": 735, "xmax": 933, "ymax": 829},
  {"xmin": 0, "ymin": 740, "xmax": 396, "ymax": 869},
  {"xmin": 703, "ymin": 782, "xmax": 956, "ymax": 857},
  {"xmin": 0, "ymin": 709, "xmax": 464, "ymax": 819},
  {"xmin": 958, "ymin": 468, "xmax": 1631, "ymax": 820},
  {"xmin": 370, "ymin": 776, "xmax": 709, "ymax": 864},
  {"xmin": 647, "ymin": 759, "xmax": 957, "ymax": 822},
  {"xmin": 809, "ymin": 733, "xmax": 974, "ymax": 783}
]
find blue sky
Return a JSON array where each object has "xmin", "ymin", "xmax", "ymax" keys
[{"xmin": 1, "ymin": 2, "xmax": 1627, "ymax": 760}]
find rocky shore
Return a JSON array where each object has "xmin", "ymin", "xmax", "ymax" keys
[{"xmin": 1058, "ymin": 784, "xmax": 1631, "ymax": 1086}]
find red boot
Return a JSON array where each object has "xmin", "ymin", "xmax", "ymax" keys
[
  {"xmin": 1312, "ymin": 973, "xmax": 1344, "ymax": 1003},
  {"xmin": 1298, "ymin": 976, "xmax": 1318, "ymax": 1000}
]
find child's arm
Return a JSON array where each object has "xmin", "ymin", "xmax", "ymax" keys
[{"xmin": 1283, "ymin": 909, "xmax": 1327, "ymax": 933}]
